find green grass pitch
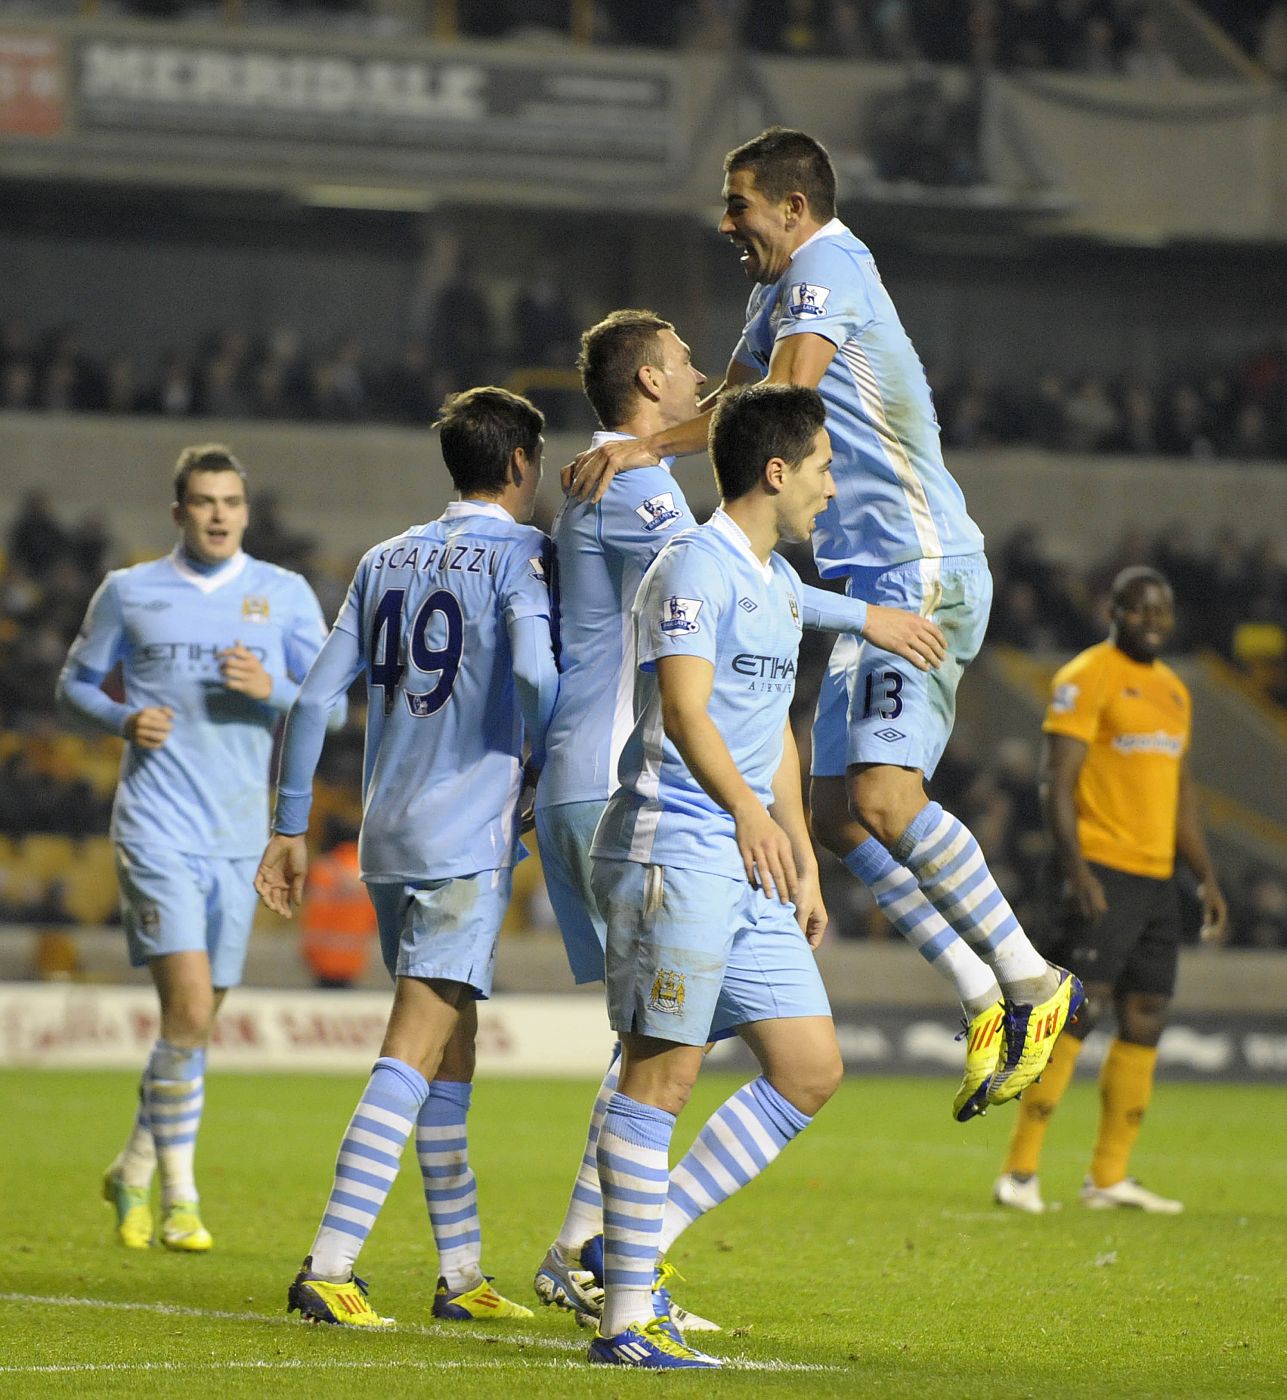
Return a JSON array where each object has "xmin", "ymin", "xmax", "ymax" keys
[{"xmin": 1, "ymin": 1069, "xmax": 1284, "ymax": 1398}]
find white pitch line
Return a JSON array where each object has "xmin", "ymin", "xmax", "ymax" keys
[{"xmin": 0, "ymin": 1293, "xmax": 840, "ymax": 1374}]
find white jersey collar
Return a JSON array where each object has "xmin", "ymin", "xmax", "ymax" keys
[
  {"xmin": 709, "ymin": 507, "xmax": 774, "ymax": 582},
  {"xmin": 589, "ymin": 429, "xmax": 674, "ymax": 474},
  {"xmin": 169, "ymin": 547, "xmax": 248, "ymax": 595},
  {"xmin": 442, "ymin": 499, "xmax": 515, "ymax": 523},
  {"xmin": 790, "ymin": 217, "xmax": 848, "ymax": 262}
]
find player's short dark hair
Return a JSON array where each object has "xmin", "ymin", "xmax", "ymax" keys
[
  {"xmin": 723, "ymin": 127, "xmax": 837, "ymax": 220},
  {"xmin": 708, "ymin": 383, "xmax": 827, "ymax": 501},
  {"xmin": 173, "ymin": 443, "xmax": 246, "ymax": 504},
  {"xmin": 434, "ymin": 386, "xmax": 544, "ymax": 495},
  {"xmin": 1111, "ymin": 565, "xmax": 1172, "ymax": 607},
  {"xmin": 577, "ymin": 309, "xmax": 673, "ymax": 431}
]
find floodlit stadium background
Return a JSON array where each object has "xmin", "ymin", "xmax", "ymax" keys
[{"xmin": 1, "ymin": 0, "xmax": 1286, "ymax": 1079}]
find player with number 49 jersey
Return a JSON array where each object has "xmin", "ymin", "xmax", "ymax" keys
[{"xmin": 274, "ymin": 506, "xmax": 553, "ymax": 882}]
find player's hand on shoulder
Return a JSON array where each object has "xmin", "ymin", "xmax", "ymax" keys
[
  {"xmin": 862, "ymin": 605, "xmax": 947, "ymax": 672},
  {"xmin": 734, "ymin": 801, "xmax": 798, "ymax": 906},
  {"xmin": 218, "ymin": 641, "xmax": 273, "ymax": 701},
  {"xmin": 1198, "ymin": 882, "xmax": 1229, "ymax": 945},
  {"xmin": 123, "ymin": 706, "xmax": 174, "ymax": 750},
  {"xmin": 254, "ymin": 833, "xmax": 309, "ymax": 918},
  {"xmin": 563, "ymin": 437, "xmax": 660, "ymax": 504},
  {"xmin": 793, "ymin": 865, "xmax": 829, "ymax": 948}
]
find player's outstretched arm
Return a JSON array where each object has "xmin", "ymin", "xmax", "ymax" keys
[
  {"xmin": 770, "ymin": 718, "xmax": 827, "ymax": 946},
  {"xmin": 656, "ymin": 653, "xmax": 797, "ymax": 905},
  {"xmin": 1040, "ymin": 733, "xmax": 1107, "ymax": 923},
  {"xmin": 1176, "ymin": 757, "xmax": 1228, "ymax": 944},
  {"xmin": 254, "ymin": 832, "xmax": 309, "ymax": 918},
  {"xmin": 800, "ymin": 586, "xmax": 947, "ymax": 671}
]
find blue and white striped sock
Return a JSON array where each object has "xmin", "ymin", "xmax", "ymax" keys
[
  {"xmin": 113, "ymin": 1087, "xmax": 157, "ymax": 1190},
  {"xmin": 845, "ymin": 837, "xmax": 1002, "ymax": 1016},
  {"xmin": 143, "ymin": 1040, "xmax": 205, "ymax": 1208},
  {"xmin": 309, "ymin": 1056, "xmax": 429, "ymax": 1281},
  {"xmin": 660, "ymin": 1077, "xmax": 810, "ymax": 1256},
  {"xmin": 597, "ymin": 1092, "xmax": 674, "ymax": 1336},
  {"xmin": 893, "ymin": 803, "xmax": 1050, "ymax": 998},
  {"xmin": 417, "ymin": 1080, "xmax": 484, "ymax": 1291},
  {"xmin": 555, "ymin": 1043, "xmax": 621, "ymax": 1253}
]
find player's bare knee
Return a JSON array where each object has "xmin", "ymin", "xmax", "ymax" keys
[
  {"xmin": 1119, "ymin": 992, "xmax": 1169, "ymax": 1048},
  {"xmin": 773, "ymin": 1054, "xmax": 843, "ymax": 1117}
]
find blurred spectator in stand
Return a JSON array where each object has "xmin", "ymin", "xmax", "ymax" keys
[
  {"xmin": 1116, "ymin": 378, "xmax": 1159, "ymax": 453},
  {"xmin": 378, "ymin": 341, "xmax": 437, "ymax": 423},
  {"xmin": 1157, "ymin": 382, "xmax": 1214, "ymax": 457},
  {"xmin": 241, "ymin": 490, "xmax": 315, "ymax": 574},
  {"xmin": 103, "ymin": 354, "xmax": 139, "ymax": 414},
  {"xmin": 870, "ymin": 64, "xmax": 981, "ymax": 186},
  {"xmin": 428, "ymin": 252, "xmax": 495, "ymax": 392},
  {"xmin": 138, "ymin": 351, "xmax": 195, "ymax": 416},
  {"xmin": 1072, "ymin": 13, "xmax": 1120, "ymax": 73},
  {"xmin": 1122, "ymin": 13, "xmax": 1180, "ymax": 77},
  {"xmin": 1061, "ymin": 374, "xmax": 1120, "ymax": 452},
  {"xmin": 8, "ymin": 491, "xmax": 70, "ymax": 576}
]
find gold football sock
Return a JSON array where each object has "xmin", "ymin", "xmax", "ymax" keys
[
  {"xmin": 1002, "ymin": 1033, "xmax": 1083, "ymax": 1177},
  {"xmin": 1090, "ymin": 1038, "xmax": 1158, "ymax": 1189}
]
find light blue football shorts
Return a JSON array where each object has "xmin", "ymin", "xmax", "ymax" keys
[
  {"xmin": 367, "ymin": 867, "xmax": 512, "ymax": 997},
  {"xmin": 590, "ymin": 858, "xmax": 832, "ymax": 1048},
  {"xmin": 114, "ymin": 843, "xmax": 259, "ymax": 989},
  {"xmin": 811, "ymin": 552, "xmax": 993, "ymax": 781},
  {"xmin": 535, "ymin": 800, "xmax": 608, "ymax": 985}
]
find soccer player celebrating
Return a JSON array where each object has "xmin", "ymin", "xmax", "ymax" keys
[
  {"xmin": 568, "ymin": 128, "xmax": 1080, "ymax": 1119},
  {"xmin": 585, "ymin": 383, "xmax": 842, "ymax": 1370},
  {"xmin": 533, "ymin": 310, "xmax": 945, "ymax": 1333},
  {"xmin": 254, "ymin": 387, "xmax": 558, "ymax": 1326},
  {"xmin": 57, "ymin": 444, "xmax": 334, "ymax": 1252},
  {"xmin": 994, "ymin": 567, "xmax": 1227, "ymax": 1214}
]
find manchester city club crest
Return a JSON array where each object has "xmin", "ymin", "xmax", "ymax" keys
[
  {"xmin": 648, "ymin": 968, "xmax": 686, "ymax": 1016},
  {"xmin": 241, "ymin": 595, "xmax": 271, "ymax": 623}
]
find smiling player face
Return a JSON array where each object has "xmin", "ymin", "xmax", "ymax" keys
[
  {"xmin": 719, "ymin": 168, "xmax": 799, "ymax": 286},
  {"xmin": 651, "ymin": 329, "xmax": 707, "ymax": 426},
  {"xmin": 776, "ymin": 427, "xmax": 835, "ymax": 544},
  {"xmin": 1112, "ymin": 579, "xmax": 1175, "ymax": 663},
  {"xmin": 173, "ymin": 469, "xmax": 249, "ymax": 565}
]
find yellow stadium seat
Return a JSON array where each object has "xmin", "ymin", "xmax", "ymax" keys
[{"xmin": 16, "ymin": 834, "xmax": 77, "ymax": 882}]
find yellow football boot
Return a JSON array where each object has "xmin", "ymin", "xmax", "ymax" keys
[
  {"xmin": 288, "ymin": 1257, "xmax": 395, "ymax": 1326},
  {"xmin": 987, "ymin": 967, "xmax": 1084, "ymax": 1105},
  {"xmin": 953, "ymin": 1000, "xmax": 1005, "ymax": 1121},
  {"xmin": 102, "ymin": 1169, "xmax": 152, "ymax": 1249},
  {"xmin": 159, "ymin": 1201, "xmax": 213, "ymax": 1253},
  {"xmin": 433, "ymin": 1276, "xmax": 534, "ymax": 1320}
]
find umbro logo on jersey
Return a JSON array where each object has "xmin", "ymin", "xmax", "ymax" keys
[
  {"xmin": 874, "ymin": 727, "xmax": 905, "ymax": 743},
  {"xmin": 787, "ymin": 281, "xmax": 831, "ymax": 317},
  {"xmin": 738, "ymin": 597, "xmax": 757, "ymax": 612},
  {"xmin": 634, "ymin": 492, "xmax": 683, "ymax": 532}
]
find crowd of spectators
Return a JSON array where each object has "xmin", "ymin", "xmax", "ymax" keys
[
  {"xmin": 97, "ymin": 0, "xmax": 1190, "ymax": 77},
  {"xmin": 0, "ymin": 255, "xmax": 583, "ymax": 429},
  {"xmin": 930, "ymin": 351, "xmax": 1287, "ymax": 462},
  {"xmin": 5, "ymin": 316, "xmax": 1286, "ymax": 463}
]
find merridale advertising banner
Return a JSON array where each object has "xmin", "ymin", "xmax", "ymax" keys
[{"xmin": 0, "ymin": 22, "xmax": 685, "ymax": 188}]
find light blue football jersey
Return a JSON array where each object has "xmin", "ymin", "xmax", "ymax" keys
[
  {"xmin": 735, "ymin": 218, "xmax": 984, "ymax": 576},
  {"xmin": 62, "ymin": 549, "xmax": 328, "ymax": 857},
  {"xmin": 591, "ymin": 509, "xmax": 804, "ymax": 880},
  {"xmin": 331, "ymin": 502, "xmax": 551, "ymax": 882},
  {"xmin": 536, "ymin": 431, "xmax": 694, "ymax": 812}
]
